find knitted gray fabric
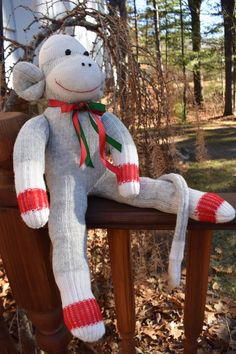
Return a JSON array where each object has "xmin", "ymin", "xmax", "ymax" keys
[
  {"xmin": 12, "ymin": 34, "xmax": 235, "ymax": 343},
  {"xmin": 90, "ymin": 171, "xmax": 190, "ymax": 288}
]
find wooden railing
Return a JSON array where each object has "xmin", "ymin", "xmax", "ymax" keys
[{"xmin": 0, "ymin": 112, "xmax": 236, "ymax": 354}]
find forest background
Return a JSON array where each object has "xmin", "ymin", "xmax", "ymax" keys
[
  {"xmin": 1, "ymin": 0, "xmax": 236, "ymax": 353},
  {"xmin": 128, "ymin": 0, "xmax": 234, "ymax": 121}
]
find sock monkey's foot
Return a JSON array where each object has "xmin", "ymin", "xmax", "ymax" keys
[
  {"xmin": 63, "ymin": 298, "xmax": 105, "ymax": 342},
  {"xmin": 56, "ymin": 271, "xmax": 105, "ymax": 342},
  {"xmin": 190, "ymin": 190, "xmax": 235, "ymax": 223}
]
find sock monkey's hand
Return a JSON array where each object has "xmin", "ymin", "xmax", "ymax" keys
[
  {"xmin": 17, "ymin": 188, "xmax": 50, "ymax": 228},
  {"xmin": 116, "ymin": 163, "xmax": 140, "ymax": 198},
  {"xmin": 14, "ymin": 158, "xmax": 50, "ymax": 229},
  {"xmin": 118, "ymin": 181, "xmax": 140, "ymax": 198}
]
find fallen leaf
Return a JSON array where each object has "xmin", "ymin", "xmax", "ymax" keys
[
  {"xmin": 212, "ymin": 282, "xmax": 220, "ymax": 290},
  {"xmin": 142, "ymin": 326, "xmax": 158, "ymax": 340},
  {"xmin": 205, "ymin": 311, "xmax": 216, "ymax": 325},
  {"xmin": 214, "ymin": 301, "xmax": 225, "ymax": 313},
  {"xmin": 168, "ymin": 321, "xmax": 183, "ymax": 339},
  {"xmin": 1, "ymin": 282, "xmax": 10, "ymax": 296},
  {"xmin": 215, "ymin": 247, "xmax": 222, "ymax": 254}
]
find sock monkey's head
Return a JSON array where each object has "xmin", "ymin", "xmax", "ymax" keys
[{"xmin": 13, "ymin": 34, "xmax": 105, "ymax": 103}]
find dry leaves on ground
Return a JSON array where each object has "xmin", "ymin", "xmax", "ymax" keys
[{"xmin": 1, "ymin": 229, "xmax": 236, "ymax": 353}]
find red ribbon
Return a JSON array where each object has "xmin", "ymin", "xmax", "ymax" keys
[
  {"xmin": 92, "ymin": 112, "xmax": 121, "ymax": 175},
  {"xmin": 72, "ymin": 112, "xmax": 89, "ymax": 167},
  {"xmin": 48, "ymin": 99, "xmax": 121, "ymax": 177}
]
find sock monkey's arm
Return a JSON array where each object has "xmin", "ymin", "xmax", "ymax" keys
[
  {"xmin": 13, "ymin": 115, "xmax": 50, "ymax": 228},
  {"xmin": 101, "ymin": 112, "xmax": 140, "ymax": 197}
]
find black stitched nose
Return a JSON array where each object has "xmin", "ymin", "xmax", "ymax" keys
[{"xmin": 81, "ymin": 62, "xmax": 92, "ymax": 67}]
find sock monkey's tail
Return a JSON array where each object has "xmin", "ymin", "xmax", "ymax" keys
[{"xmin": 159, "ymin": 173, "xmax": 190, "ymax": 289}]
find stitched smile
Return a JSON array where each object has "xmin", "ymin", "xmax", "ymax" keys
[{"xmin": 55, "ymin": 80, "xmax": 101, "ymax": 93}]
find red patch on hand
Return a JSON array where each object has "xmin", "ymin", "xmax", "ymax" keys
[
  {"xmin": 117, "ymin": 163, "xmax": 140, "ymax": 184},
  {"xmin": 18, "ymin": 188, "xmax": 49, "ymax": 214}
]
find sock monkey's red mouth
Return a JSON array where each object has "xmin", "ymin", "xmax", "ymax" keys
[{"xmin": 55, "ymin": 80, "xmax": 101, "ymax": 93}]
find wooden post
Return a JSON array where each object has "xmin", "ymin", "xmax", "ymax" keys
[
  {"xmin": 184, "ymin": 229, "xmax": 212, "ymax": 354},
  {"xmin": 0, "ymin": 112, "xmax": 71, "ymax": 354},
  {"xmin": 108, "ymin": 229, "xmax": 136, "ymax": 354},
  {"xmin": 0, "ymin": 208, "xmax": 71, "ymax": 354}
]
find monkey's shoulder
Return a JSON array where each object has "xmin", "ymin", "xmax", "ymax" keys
[{"xmin": 19, "ymin": 114, "xmax": 49, "ymax": 136}]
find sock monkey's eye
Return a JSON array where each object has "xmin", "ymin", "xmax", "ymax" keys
[
  {"xmin": 65, "ymin": 49, "xmax": 71, "ymax": 55},
  {"xmin": 83, "ymin": 51, "xmax": 89, "ymax": 56}
]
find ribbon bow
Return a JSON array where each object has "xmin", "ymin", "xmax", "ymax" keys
[{"xmin": 48, "ymin": 99, "xmax": 122, "ymax": 176}]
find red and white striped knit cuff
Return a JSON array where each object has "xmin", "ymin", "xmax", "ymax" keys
[
  {"xmin": 63, "ymin": 298, "xmax": 103, "ymax": 329},
  {"xmin": 56, "ymin": 271, "xmax": 105, "ymax": 342},
  {"xmin": 195, "ymin": 192, "xmax": 234, "ymax": 223},
  {"xmin": 18, "ymin": 188, "xmax": 49, "ymax": 214},
  {"xmin": 116, "ymin": 163, "xmax": 140, "ymax": 197},
  {"xmin": 63, "ymin": 299, "xmax": 105, "ymax": 342},
  {"xmin": 117, "ymin": 163, "xmax": 140, "ymax": 185},
  {"xmin": 17, "ymin": 188, "xmax": 49, "ymax": 228}
]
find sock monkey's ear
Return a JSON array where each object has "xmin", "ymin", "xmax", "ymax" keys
[{"xmin": 13, "ymin": 62, "xmax": 45, "ymax": 101}]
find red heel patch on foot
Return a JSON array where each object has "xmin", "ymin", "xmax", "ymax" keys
[
  {"xmin": 196, "ymin": 192, "xmax": 224, "ymax": 223},
  {"xmin": 63, "ymin": 298, "xmax": 103, "ymax": 330}
]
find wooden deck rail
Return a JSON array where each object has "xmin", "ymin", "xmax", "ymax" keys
[{"xmin": 0, "ymin": 112, "xmax": 236, "ymax": 354}]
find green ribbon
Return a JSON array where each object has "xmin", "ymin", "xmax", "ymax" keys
[{"xmin": 73, "ymin": 102, "xmax": 122, "ymax": 167}]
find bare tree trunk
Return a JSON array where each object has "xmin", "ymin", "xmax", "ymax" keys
[
  {"xmin": 232, "ymin": 6, "xmax": 236, "ymax": 111},
  {"xmin": 220, "ymin": 42, "xmax": 224, "ymax": 103},
  {"xmin": 0, "ymin": 0, "xmax": 6, "ymax": 110},
  {"xmin": 109, "ymin": 0, "xmax": 127, "ymax": 18},
  {"xmin": 221, "ymin": 0, "xmax": 235, "ymax": 116},
  {"xmin": 145, "ymin": 0, "xmax": 149, "ymax": 50},
  {"xmin": 188, "ymin": 0, "xmax": 203, "ymax": 106},
  {"xmin": 133, "ymin": 0, "xmax": 139, "ymax": 59},
  {"xmin": 233, "ymin": 19, "xmax": 236, "ymax": 111},
  {"xmin": 164, "ymin": 0, "xmax": 168, "ymax": 73},
  {"xmin": 152, "ymin": 0, "xmax": 163, "ymax": 78},
  {"xmin": 109, "ymin": 0, "xmax": 128, "ymax": 118},
  {"xmin": 179, "ymin": 0, "xmax": 187, "ymax": 122},
  {"xmin": 119, "ymin": 0, "xmax": 127, "ymax": 18}
]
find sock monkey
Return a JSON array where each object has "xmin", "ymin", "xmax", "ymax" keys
[{"xmin": 13, "ymin": 34, "xmax": 235, "ymax": 342}]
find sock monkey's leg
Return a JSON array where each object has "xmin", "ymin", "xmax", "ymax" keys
[
  {"xmin": 48, "ymin": 179, "xmax": 105, "ymax": 342},
  {"xmin": 90, "ymin": 171, "xmax": 235, "ymax": 223}
]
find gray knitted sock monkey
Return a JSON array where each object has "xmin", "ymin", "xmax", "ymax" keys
[{"xmin": 13, "ymin": 34, "xmax": 235, "ymax": 343}]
